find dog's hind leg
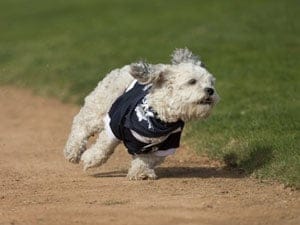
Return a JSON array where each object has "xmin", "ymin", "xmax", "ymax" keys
[
  {"xmin": 80, "ymin": 127, "xmax": 120, "ymax": 171},
  {"xmin": 64, "ymin": 107, "xmax": 104, "ymax": 163},
  {"xmin": 64, "ymin": 65, "xmax": 134, "ymax": 163}
]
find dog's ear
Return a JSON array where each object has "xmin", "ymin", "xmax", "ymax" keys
[
  {"xmin": 130, "ymin": 61, "xmax": 164, "ymax": 85},
  {"xmin": 171, "ymin": 48, "xmax": 205, "ymax": 67}
]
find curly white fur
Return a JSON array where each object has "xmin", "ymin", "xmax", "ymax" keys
[
  {"xmin": 171, "ymin": 47, "xmax": 203, "ymax": 66},
  {"xmin": 64, "ymin": 48, "xmax": 219, "ymax": 180}
]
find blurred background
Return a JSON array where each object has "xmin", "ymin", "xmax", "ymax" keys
[{"xmin": 0, "ymin": 0, "xmax": 299, "ymax": 187}]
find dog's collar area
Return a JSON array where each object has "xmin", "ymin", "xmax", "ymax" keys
[{"xmin": 135, "ymin": 99, "xmax": 184, "ymax": 137}]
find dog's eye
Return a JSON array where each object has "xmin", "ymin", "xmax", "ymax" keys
[{"xmin": 188, "ymin": 79, "xmax": 197, "ymax": 85}]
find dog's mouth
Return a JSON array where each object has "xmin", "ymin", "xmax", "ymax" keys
[{"xmin": 196, "ymin": 97, "xmax": 214, "ymax": 105}]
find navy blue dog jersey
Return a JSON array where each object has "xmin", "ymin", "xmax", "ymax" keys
[{"xmin": 108, "ymin": 81, "xmax": 184, "ymax": 155}]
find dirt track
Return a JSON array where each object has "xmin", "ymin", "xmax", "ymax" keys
[{"xmin": 0, "ymin": 86, "xmax": 299, "ymax": 225}]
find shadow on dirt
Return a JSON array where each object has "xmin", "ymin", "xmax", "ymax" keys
[
  {"xmin": 91, "ymin": 170, "xmax": 127, "ymax": 178},
  {"xmin": 91, "ymin": 166, "xmax": 245, "ymax": 179},
  {"xmin": 157, "ymin": 166, "xmax": 245, "ymax": 179},
  {"xmin": 223, "ymin": 144, "xmax": 274, "ymax": 174}
]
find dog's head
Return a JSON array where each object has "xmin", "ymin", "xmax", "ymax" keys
[{"xmin": 130, "ymin": 48, "xmax": 219, "ymax": 122}]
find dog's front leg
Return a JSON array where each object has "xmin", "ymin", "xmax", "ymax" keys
[
  {"xmin": 80, "ymin": 129, "xmax": 120, "ymax": 171},
  {"xmin": 127, "ymin": 154, "xmax": 165, "ymax": 180}
]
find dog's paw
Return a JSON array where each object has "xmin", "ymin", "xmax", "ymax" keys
[
  {"xmin": 64, "ymin": 151, "xmax": 81, "ymax": 164},
  {"xmin": 64, "ymin": 145, "xmax": 86, "ymax": 164},
  {"xmin": 80, "ymin": 150, "xmax": 104, "ymax": 171},
  {"xmin": 81, "ymin": 151, "xmax": 95, "ymax": 171},
  {"xmin": 127, "ymin": 169, "xmax": 158, "ymax": 180}
]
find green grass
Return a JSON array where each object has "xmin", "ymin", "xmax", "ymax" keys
[{"xmin": 0, "ymin": 0, "xmax": 299, "ymax": 187}]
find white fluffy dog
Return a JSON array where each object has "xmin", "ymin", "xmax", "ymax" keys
[{"xmin": 64, "ymin": 48, "xmax": 219, "ymax": 180}]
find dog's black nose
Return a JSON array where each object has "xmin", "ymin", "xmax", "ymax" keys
[{"xmin": 205, "ymin": 87, "xmax": 214, "ymax": 96}]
